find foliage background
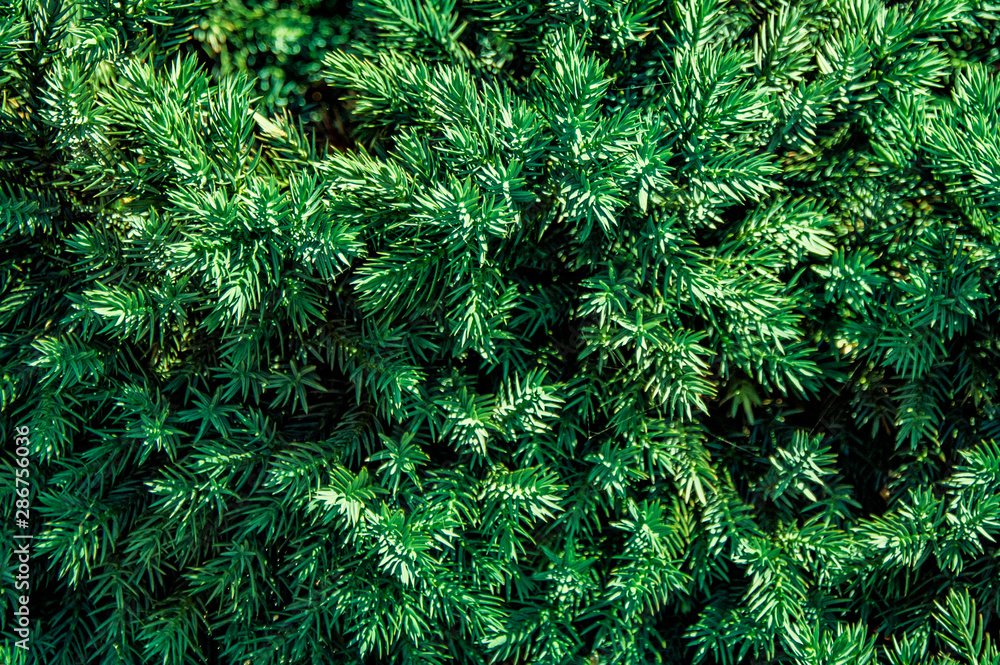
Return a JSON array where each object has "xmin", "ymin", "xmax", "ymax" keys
[
  {"xmin": 1, "ymin": 0, "xmax": 1000, "ymax": 663},
  {"xmin": 191, "ymin": 0, "xmax": 357, "ymax": 134}
]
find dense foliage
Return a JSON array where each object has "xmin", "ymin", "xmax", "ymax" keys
[
  {"xmin": 192, "ymin": 0, "xmax": 357, "ymax": 122},
  {"xmin": 2, "ymin": 0, "xmax": 1000, "ymax": 663}
]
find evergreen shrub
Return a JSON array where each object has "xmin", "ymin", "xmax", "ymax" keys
[
  {"xmin": 2, "ymin": 0, "xmax": 1000, "ymax": 663},
  {"xmin": 192, "ymin": 0, "xmax": 358, "ymax": 124}
]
